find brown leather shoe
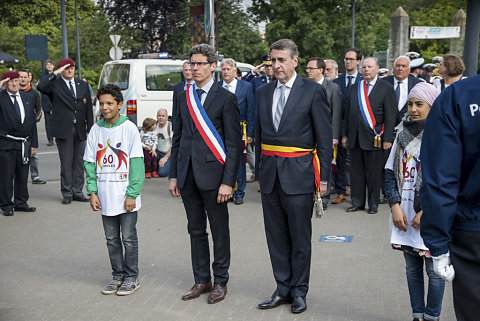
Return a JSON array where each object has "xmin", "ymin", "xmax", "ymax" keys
[
  {"xmin": 207, "ymin": 284, "xmax": 227, "ymax": 304},
  {"xmin": 331, "ymin": 194, "xmax": 346, "ymax": 204},
  {"xmin": 181, "ymin": 282, "xmax": 212, "ymax": 301}
]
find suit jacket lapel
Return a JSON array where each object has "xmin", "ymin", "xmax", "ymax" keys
[
  {"xmin": 203, "ymin": 82, "xmax": 217, "ymax": 112},
  {"xmin": 266, "ymin": 81, "xmax": 276, "ymax": 130}
]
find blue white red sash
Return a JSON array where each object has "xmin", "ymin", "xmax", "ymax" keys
[
  {"xmin": 186, "ymin": 84, "xmax": 226, "ymax": 165},
  {"xmin": 357, "ymin": 80, "xmax": 384, "ymax": 136}
]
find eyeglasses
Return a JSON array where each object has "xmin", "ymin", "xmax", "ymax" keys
[
  {"xmin": 188, "ymin": 62, "xmax": 211, "ymax": 66},
  {"xmin": 306, "ymin": 67, "xmax": 320, "ymax": 71},
  {"xmin": 344, "ymin": 58, "xmax": 357, "ymax": 61}
]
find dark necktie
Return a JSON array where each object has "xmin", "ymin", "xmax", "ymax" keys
[
  {"xmin": 347, "ymin": 75, "xmax": 353, "ymax": 92},
  {"xmin": 196, "ymin": 88, "xmax": 205, "ymax": 101},
  {"xmin": 395, "ymin": 81, "xmax": 402, "ymax": 105},
  {"xmin": 69, "ymin": 81, "xmax": 76, "ymax": 99},
  {"xmin": 11, "ymin": 95, "xmax": 21, "ymax": 118}
]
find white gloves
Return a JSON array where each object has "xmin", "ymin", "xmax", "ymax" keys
[{"xmin": 432, "ymin": 251, "xmax": 455, "ymax": 282}]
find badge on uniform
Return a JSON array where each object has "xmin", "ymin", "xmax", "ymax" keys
[{"xmin": 83, "ymin": 97, "xmax": 86, "ymax": 104}]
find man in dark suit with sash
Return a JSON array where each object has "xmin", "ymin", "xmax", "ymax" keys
[
  {"xmin": 341, "ymin": 57, "xmax": 396, "ymax": 214},
  {"xmin": 0, "ymin": 72, "xmax": 38, "ymax": 216},
  {"xmin": 332, "ymin": 48, "xmax": 363, "ymax": 205},
  {"xmin": 256, "ymin": 39, "xmax": 332, "ymax": 314},
  {"xmin": 168, "ymin": 44, "xmax": 241, "ymax": 304},
  {"xmin": 37, "ymin": 58, "xmax": 93, "ymax": 204}
]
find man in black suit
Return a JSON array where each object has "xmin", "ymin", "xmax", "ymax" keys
[
  {"xmin": 37, "ymin": 58, "xmax": 93, "ymax": 204},
  {"xmin": 256, "ymin": 39, "xmax": 331, "ymax": 314},
  {"xmin": 168, "ymin": 44, "xmax": 241, "ymax": 305},
  {"xmin": 332, "ymin": 48, "xmax": 363, "ymax": 205},
  {"xmin": 306, "ymin": 57, "xmax": 342, "ymax": 209},
  {"xmin": 342, "ymin": 57, "xmax": 397, "ymax": 214},
  {"xmin": 382, "ymin": 55, "xmax": 422, "ymax": 125},
  {"xmin": 171, "ymin": 61, "xmax": 194, "ymax": 132},
  {"xmin": 0, "ymin": 72, "xmax": 38, "ymax": 216}
]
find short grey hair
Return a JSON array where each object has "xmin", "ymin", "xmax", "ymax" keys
[
  {"xmin": 363, "ymin": 57, "xmax": 379, "ymax": 67},
  {"xmin": 394, "ymin": 56, "xmax": 410, "ymax": 68},
  {"xmin": 189, "ymin": 44, "xmax": 218, "ymax": 64},
  {"xmin": 325, "ymin": 59, "xmax": 338, "ymax": 69},
  {"xmin": 269, "ymin": 39, "xmax": 298, "ymax": 59},
  {"xmin": 157, "ymin": 108, "xmax": 168, "ymax": 116},
  {"xmin": 220, "ymin": 58, "xmax": 237, "ymax": 69}
]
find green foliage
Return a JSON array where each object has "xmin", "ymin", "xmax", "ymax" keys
[{"xmin": 249, "ymin": 0, "xmax": 469, "ymax": 73}]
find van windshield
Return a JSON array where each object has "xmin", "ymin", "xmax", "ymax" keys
[
  {"xmin": 146, "ymin": 65, "xmax": 183, "ymax": 91},
  {"xmin": 99, "ymin": 64, "xmax": 130, "ymax": 89}
]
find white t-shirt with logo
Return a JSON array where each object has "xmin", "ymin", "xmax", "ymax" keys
[
  {"xmin": 84, "ymin": 120, "xmax": 144, "ymax": 216},
  {"xmin": 386, "ymin": 140, "xmax": 427, "ymax": 250}
]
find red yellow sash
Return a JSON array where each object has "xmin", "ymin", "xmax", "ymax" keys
[{"xmin": 261, "ymin": 143, "xmax": 321, "ymax": 193}]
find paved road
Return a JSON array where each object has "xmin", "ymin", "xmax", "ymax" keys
[{"xmin": 0, "ymin": 119, "xmax": 456, "ymax": 321}]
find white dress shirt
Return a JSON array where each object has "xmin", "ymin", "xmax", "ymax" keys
[
  {"xmin": 345, "ymin": 70, "xmax": 359, "ymax": 88},
  {"xmin": 61, "ymin": 76, "xmax": 76, "ymax": 98},
  {"xmin": 394, "ymin": 77, "xmax": 409, "ymax": 111},
  {"xmin": 272, "ymin": 73, "xmax": 297, "ymax": 120},
  {"xmin": 196, "ymin": 78, "xmax": 214, "ymax": 105},
  {"xmin": 222, "ymin": 78, "xmax": 237, "ymax": 94},
  {"xmin": 7, "ymin": 90, "xmax": 25, "ymax": 123}
]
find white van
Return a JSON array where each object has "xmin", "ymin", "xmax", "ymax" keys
[{"xmin": 96, "ymin": 58, "xmax": 254, "ymax": 127}]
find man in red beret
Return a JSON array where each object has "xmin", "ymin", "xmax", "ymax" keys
[
  {"xmin": 37, "ymin": 58, "xmax": 93, "ymax": 204},
  {"xmin": 0, "ymin": 71, "xmax": 39, "ymax": 216}
]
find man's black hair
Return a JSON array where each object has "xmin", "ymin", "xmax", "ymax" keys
[{"xmin": 96, "ymin": 84, "xmax": 123, "ymax": 103}]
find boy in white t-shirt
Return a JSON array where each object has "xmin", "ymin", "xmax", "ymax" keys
[{"xmin": 83, "ymin": 84, "xmax": 145, "ymax": 296}]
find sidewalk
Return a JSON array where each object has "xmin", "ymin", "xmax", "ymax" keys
[{"xmin": 0, "ymin": 176, "xmax": 455, "ymax": 321}]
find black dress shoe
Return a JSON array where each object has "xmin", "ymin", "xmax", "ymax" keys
[
  {"xmin": 14, "ymin": 206, "xmax": 36, "ymax": 212},
  {"xmin": 62, "ymin": 197, "xmax": 72, "ymax": 204},
  {"xmin": 2, "ymin": 209, "xmax": 14, "ymax": 216},
  {"xmin": 73, "ymin": 195, "xmax": 89, "ymax": 202},
  {"xmin": 291, "ymin": 296, "xmax": 307, "ymax": 314},
  {"xmin": 258, "ymin": 294, "xmax": 292, "ymax": 309},
  {"xmin": 368, "ymin": 208, "xmax": 378, "ymax": 214},
  {"xmin": 234, "ymin": 197, "xmax": 243, "ymax": 205},
  {"xmin": 32, "ymin": 178, "xmax": 47, "ymax": 184},
  {"xmin": 346, "ymin": 206, "xmax": 364, "ymax": 212}
]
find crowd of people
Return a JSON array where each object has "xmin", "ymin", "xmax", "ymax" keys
[{"xmin": 1, "ymin": 39, "xmax": 479, "ymax": 320}]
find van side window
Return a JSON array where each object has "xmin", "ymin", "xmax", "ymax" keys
[
  {"xmin": 145, "ymin": 65, "xmax": 182, "ymax": 91},
  {"xmin": 99, "ymin": 64, "xmax": 130, "ymax": 89}
]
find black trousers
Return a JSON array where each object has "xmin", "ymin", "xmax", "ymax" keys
[
  {"xmin": 56, "ymin": 126, "xmax": 86, "ymax": 198},
  {"xmin": 261, "ymin": 175, "xmax": 314, "ymax": 297},
  {"xmin": 450, "ymin": 229, "xmax": 480, "ymax": 321},
  {"xmin": 179, "ymin": 163, "xmax": 230, "ymax": 286},
  {"xmin": 349, "ymin": 145, "xmax": 383, "ymax": 210},
  {"xmin": 0, "ymin": 149, "xmax": 29, "ymax": 211}
]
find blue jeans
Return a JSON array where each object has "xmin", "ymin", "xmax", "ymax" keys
[
  {"xmin": 233, "ymin": 157, "xmax": 246, "ymax": 199},
  {"xmin": 102, "ymin": 212, "xmax": 139, "ymax": 278},
  {"xmin": 156, "ymin": 151, "xmax": 171, "ymax": 177},
  {"xmin": 403, "ymin": 252, "xmax": 445, "ymax": 320}
]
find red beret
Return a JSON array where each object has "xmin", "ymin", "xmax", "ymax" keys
[
  {"xmin": 57, "ymin": 58, "xmax": 75, "ymax": 68},
  {"xmin": 2, "ymin": 71, "xmax": 20, "ymax": 80}
]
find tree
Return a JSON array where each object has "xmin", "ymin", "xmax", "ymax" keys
[
  {"xmin": 99, "ymin": 0, "xmax": 187, "ymax": 55},
  {"xmin": 249, "ymin": 0, "xmax": 470, "ymax": 73}
]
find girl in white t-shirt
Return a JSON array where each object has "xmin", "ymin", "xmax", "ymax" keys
[{"xmin": 385, "ymin": 83, "xmax": 444, "ymax": 321}]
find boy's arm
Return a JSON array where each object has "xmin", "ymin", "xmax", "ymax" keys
[
  {"xmin": 126, "ymin": 157, "xmax": 145, "ymax": 199},
  {"xmin": 84, "ymin": 160, "xmax": 97, "ymax": 195}
]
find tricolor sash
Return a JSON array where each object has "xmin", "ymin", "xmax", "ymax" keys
[
  {"xmin": 357, "ymin": 80, "xmax": 384, "ymax": 147},
  {"xmin": 186, "ymin": 84, "xmax": 226, "ymax": 165},
  {"xmin": 261, "ymin": 143, "xmax": 321, "ymax": 193}
]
